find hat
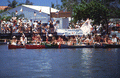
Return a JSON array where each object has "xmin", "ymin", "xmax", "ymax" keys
[
  {"xmin": 13, "ymin": 36, "xmax": 16, "ymax": 39},
  {"xmin": 49, "ymin": 34, "xmax": 53, "ymax": 37}
]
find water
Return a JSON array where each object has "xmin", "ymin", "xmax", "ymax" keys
[{"xmin": 0, "ymin": 45, "xmax": 120, "ymax": 78}]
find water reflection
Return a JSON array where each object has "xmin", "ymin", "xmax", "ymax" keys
[
  {"xmin": 81, "ymin": 48, "xmax": 93, "ymax": 77},
  {"xmin": 33, "ymin": 50, "xmax": 52, "ymax": 77}
]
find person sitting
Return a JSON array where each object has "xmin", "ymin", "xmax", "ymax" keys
[
  {"xmin": 35, "ymin": 34, "xmax": 42, "ymax": 45},
  {"xmin": 19, "ymin": 34, "xmax": 27, "ymax": 45},
  {"xmin": 32, "ymin": 34, "xmax": 37, "ymax": 41},
  {"xmin": 107, "ymin": 38, "xmax": 113, "ymax": 44},
  {"xmin": 67, "ymin": 38, "xmax": 73, "ymax": 46},
  {"xmin": 51, "ymin": 37, "xmax": 57, "ymax": 45},
  {"xmin": 46, "ymin": 36, "xmax": 50, "ymax": 44},
  {"xmin": 57, "ymin": 36, "xmax": 63, "ymax": 45},
  {"xmin": 11, "ymin": 36, "xmax": 17, "ymax": 45},
  {"xmin": 84, "ymin": 36, "xmax": 90, "ymax": 45},
  {"xmin": 111, "ymin": 34, "xmax": 117, "ymax": 44}
]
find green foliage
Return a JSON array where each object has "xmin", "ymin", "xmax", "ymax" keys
[
  {"xmin": 6, "ymin": 16, "xmax": 12, "ymax": 21},
  {"xmin": 61, "ymin": 0, "xmax": 79, "ymax": 11},
  {"xmin": 51, "ymin": 2, "xmax": 55, "ymax": 8},
  {"xmin": 0, "ymin": 10, "xmax": 5, "ymax": 14},
  {"xmin": 25, "ymin": 0, "xmax": 33, "ymax": 5},
  {"xmin": 7, "ymin": 0, "xmax": 33, "ymax": 8},
  {"xmin": 8, "ymin": 0, "xmax": 18, "ymax": 8},
  {"xmin": 11, "ymin": 12, "xmax": 15, "ymax": 17},
  {"xmin": 16, "ymin": 14, "xmax": 25, "ymax": 19},
  {"xmin": 0, "ymin": 11, "xmax": 25, "ymax": 21},
  {"xmin": 51, "ymin": 2, "xmax": 63, "ymax": 10},
  {"xmin": 73, "ymin": 1, "xmax": 110, "ymax": 24}
]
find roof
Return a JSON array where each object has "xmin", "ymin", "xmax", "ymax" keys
[
  {"xmin": 22, "ymin": 5, "xmax": 59, "ymax": 14},
  {"xmin": 0, "ymin": 6, "xmax": 8, "ymax": 10}
]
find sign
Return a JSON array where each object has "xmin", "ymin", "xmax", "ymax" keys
[{"xmin": 57, "ymin": 29, "xmax": 83, "ymax": 36}]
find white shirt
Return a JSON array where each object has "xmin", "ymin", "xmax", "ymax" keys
[
  {"xmin": 112, "ymin": 38, "xmax": 117, "ymax": 43},
  {"xmin": 33, "ymin": 22, "xmax": 38, "ymax": 28}
]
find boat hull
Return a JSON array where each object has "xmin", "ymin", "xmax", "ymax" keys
[
  {"xmin": 45, "ymin": 44, "xmax": 59, "ymax": 48},
  {"xmin": 25, "ymin": 44, "xmax": 45, "ymax": 49},
  {"xmin": 8, "ymin": 44, "xmax": 25, "ymax": 49},
  {"xmin": 94, "ymin": 44, "xmax": 120, "ymax": 48},
  {"xmin": 60, "ymin": 44, "xmax": 93, "ymax": 48}
]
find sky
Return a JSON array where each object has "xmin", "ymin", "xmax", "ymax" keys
[{"xmin": 0, "ymin": 0, "xmax": 62, "ymax": 7}]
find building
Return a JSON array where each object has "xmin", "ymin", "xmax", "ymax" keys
[
  {"xmin": 0, "ymin": 5, "xmax": 71, "ymax": 29},
  {"xmin": 0, "ymin": 6, "xmax": 9, "ymax": 10}
]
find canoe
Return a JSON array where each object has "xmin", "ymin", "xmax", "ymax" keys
[
  {"xmin": 0, "ymin": 42, "xmax": 7, "ymax": 45},
  {"xmin": 25, "ymin": 44, "xmax": 45, "ymax": 49},
  {"xmin": 60, "ymin": 44, "xmax": 93, "ymax": 48},
  {"xmin": 45, "ymin": 44, "xmax": 59, "ymax": 48},
  {"xmin": 8, "ymin": 44, "xmax": 25, "ymax": 49},
  {"xmin": 93, "ymin": 44, "xmax": 120, "ymax": 48}
]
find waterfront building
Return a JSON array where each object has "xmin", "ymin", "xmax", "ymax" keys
[{"xmin": 0, "ymin": 5, "xmax": 70, "ymax": 29}]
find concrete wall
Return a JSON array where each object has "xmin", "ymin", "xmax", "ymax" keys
[
  {"xmin": 62, "ymin": 18, "xmax": 69, "ymax": 29},
  {"xmin": 51, "ymin": 18, "xmax": 69, "ymax": 29}
]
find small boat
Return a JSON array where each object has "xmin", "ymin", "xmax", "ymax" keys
[
  {"xmin": 93, "ymin": 44, "xmax": 120, "ymax": 48},
  {"xmin": 45, "ymin": 44, "xmax": 59, "ymax": 48},
  {"xmin": 8, "ymin": 44, "xmax": 25, "ymax": 49},
  {"xmin": 60, "ymin": 44, "xmax": 93, "ymax": 48},
  {"xmin": 25, "ymin": 44, "xmax": 45, "ymax": 49},
  {"xmin": 0, "ymin": 42, "xmax": 7, "ymax": 45},
  {"xmin": 107, "ymin": 44, "xmax": 120, "ymax": 48}
]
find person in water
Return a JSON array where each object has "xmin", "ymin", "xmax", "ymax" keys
[{"xmin": 11, "ymin": 36, "xmax": 17, "ymax": 45}]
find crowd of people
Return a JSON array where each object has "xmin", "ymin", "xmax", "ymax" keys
[
  {"xmin": 1, "ymin": 17, "xmax": 120, "ymax": 46},
  {"xmin": 11, "ymin": 32, "xmax": 119, "ymax": 46},
  {"xmin": 11, "ymin": 33, "xmax": 27, "ymax": 45},
  {"xmin": 0, "ymin": 17, "xmax": 59, "ymax": 34}
]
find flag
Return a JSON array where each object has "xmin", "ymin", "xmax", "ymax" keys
[
  {"xmin": 15, "ymin": 10, "xmax": 18, "ymax": 15},
  {"xmin": 80, "ymin": 18, "xmax": 92, "ymax": 35},
  {"xmin": 20, "ymin": 8, "xmax": 23, "ymax": 12},
  {"xmin": 34, "ymin": 11, "xmax": 36, "ymax": 16},
  {"xmin": 39, "ymin": 9, "xmax": 41, "ymax": 13}
]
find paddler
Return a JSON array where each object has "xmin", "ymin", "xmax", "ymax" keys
[
  {"xmin": 35, "ymin": 34, "xmax": 42, "ymax": 45},
  {"xmin": 20, "ymin": 33, "xmax": 27, "ymax": 45},
  {"xmin": 11, "ymin": 36, "xmax": 17, "ymax": 45},
  {"xmin": 111, "ymin": 34, "xmax": 118, "ymax": 44}
]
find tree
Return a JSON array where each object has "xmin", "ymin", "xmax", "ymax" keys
[
  {"xmin": 25, "ymin": 0, "xmax": 33, "ymax": 5},
  {"xmin": 8, "ymin": 0, "xmax": 18, "ymax": 8},
  {"xmin": 51, "ymin": 2, "xmax": 55, "ymax": 8},
  {"xmin": 73, "ymin": 1, "xmax": 110, "ymax": 25},
  {"xmin": 61, "ymin": 0, "xmax": 79, "ymax": 11},
  {"xmin": 51, "ymin": 2, "xmax": 63, "ymax": 10}
]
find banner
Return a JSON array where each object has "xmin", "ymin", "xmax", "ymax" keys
[{"xmin": 57, "ymin": 29, "xmax": 83, "ymax": 36}]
